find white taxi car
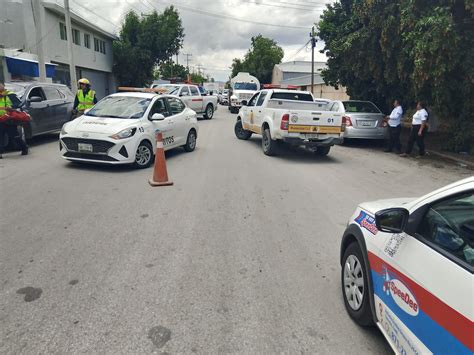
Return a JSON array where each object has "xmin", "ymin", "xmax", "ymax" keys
[
  {"xmin": 60, "ymin": 92, "xmax": 198, "ymax": 168},
  {"xmin": 340, "ymin": 177, "xmax": 473, "ymax": 354}
]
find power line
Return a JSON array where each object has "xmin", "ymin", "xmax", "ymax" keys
[
  {"xmin": 70, "ymin": 0, "xmax": 119, "ymax": 30},
  {"xmin": 153, "ymin": 0, "xmax": 311, "ymax": 30},
  {"xmin": 283, "ymin": 39, "xmax": 311, "ymax": 62},
  {"xmin": 236, "ymin": 0, "xmax": 320, "ymax": 12}
]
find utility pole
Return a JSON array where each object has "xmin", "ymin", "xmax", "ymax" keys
[
  {"xmin": 31, "ymin": 0, "xmax": 46, "ymax": 82},
  {"xmin": 64, "ymin": 0, "xmax": 77, "ymax": 92},
  {"xmin": 183, "ymin": 53, "xmax": 192, "ymax": 71},
  {"xmin": 310, "ymin": 26, "xmax": 317, "ymax": 96}
]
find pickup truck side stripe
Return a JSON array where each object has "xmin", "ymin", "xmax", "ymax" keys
[
  {"xmin": 288, "ymin": 125, "xmax": 341, "ymax": 134},
  {"xmin": 191, "ymin": 98, "xmax": 203, "ymax": 102},
  {"xmin": 368, "ymin": 251, "xmax": 473, "ymax": 352}
]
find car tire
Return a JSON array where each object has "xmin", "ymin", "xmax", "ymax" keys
[
  {"xmin": 133, "ymin": 140, "xmax": 153, "ymax": 169},
  {"xmin": 262, "ymin": 126, "xmax": 278, "ymax": 156},
  {"xmin": 204, "ymin": 104, "xmax": 214, "ymax": 119},
  {"xmin": 341, "ymin": 242, "xmax": 374, "ymax": 326},
  {"xmin": 234, "ymin": 120, "xmax": 252, "ymax": 140},
  {"xmin": 183, "ymin": 129, "xmax": 197, "ymax": 152},
  {"xmin": 315, "ymin": 146, "xmax": 331, "ymax": 156}
]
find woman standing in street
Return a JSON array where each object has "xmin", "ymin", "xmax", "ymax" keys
[{"xmin": 400, "ymin": 101, "xmax": 428, "ymax": 157}]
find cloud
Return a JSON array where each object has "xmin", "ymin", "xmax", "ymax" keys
[{"xmin": 70, "ymin": 0, "xmax": 333, "ymax": 81}]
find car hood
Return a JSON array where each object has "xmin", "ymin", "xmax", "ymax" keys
[
  {"xmin": 359, "ymin": 197, "xmax": 417, "ymax": 214},
  {"xmin": 68, "ymin": 115, "xmax": 140, "ymax": 134}
]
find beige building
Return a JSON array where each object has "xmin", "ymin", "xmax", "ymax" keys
[{"xmin": 272, "ymin": 61, "xmax": 349, "ymax": 100}]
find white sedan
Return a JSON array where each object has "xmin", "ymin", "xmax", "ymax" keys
[
  {"xmin": 340, "ymin": 177, "xmax": 473, "ymax": 354},
  {"xmin": 60, "ymin": 92, "xmax": 198, "ymax": 168}
]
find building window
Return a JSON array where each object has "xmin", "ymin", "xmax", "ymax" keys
[
  {"xmin": 72, "ymin": 29, "xmax": 81, "ymax": 45},
  {"xmin": 59, "ymin": 23, "xmax": 67, "ymax": 40},
  {"xmin": 94, "ymin": 37, "xmax": 106, "ymax": 54},
  {"xmin": 84, "ymin": 33, "xmax": 90, "ymax": 48}
]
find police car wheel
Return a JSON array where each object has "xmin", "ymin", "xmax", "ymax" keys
[
  {"xmin": 234, "ymin": 120, "xmax": 252, "ymax": 140},
  {"xmin": 341, "ymin": 242, "xmax": 373, "ymax": 326},
  {"xmin": 133, "ymin": 141, "xmax": 153, "ymax": 169},
  {"xmin": 184, "ymin": 129, "xmax": 197, "ymax": 152},
  {"xmin": 262, "ymin": 127, "xmax": 278, "ymax": 156},
  {"xmin": 315, "ymin": 146, "xmax": 330, "ymax": 156},
  {"xmin": 204, "ymin": 104, "xmax": 214, "ymax": 119}
]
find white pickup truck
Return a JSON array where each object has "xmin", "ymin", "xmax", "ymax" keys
[
  {"xmin": 153, "ymin": 84, "xmax": 218, "ymax": 119},
  {"xmin": 234, "ymin": 89, "xmax": 345, "ymax": 156}
]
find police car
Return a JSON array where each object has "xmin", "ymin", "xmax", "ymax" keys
[
  {"xmin": 60, "ymin": 92, "xmax": 198, "ymax": 168},
  {"xmin": 340, "ymin": 177, "xmax": 473, "ymax": 354}
]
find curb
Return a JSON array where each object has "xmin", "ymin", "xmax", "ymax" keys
[{"xmin": 427, "ymin": 150, "xmax": 474, "ymax": 169}]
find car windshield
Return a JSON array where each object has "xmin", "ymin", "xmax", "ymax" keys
[
  {"xmin": 86, "ymin": 96, "xmax": 151, "ymax": 119},
  {"xmin": 342, "ymin": 101, "xmax": 381, "ymax": 113},
  {"xmin": 234, "ymin": 82, "xmax": 258, "ymax": 90},
  {"xmin": 156, "ymin": 85, "xmax": 180, "ymax": 95},
  {"xmin": 5, "ymin": 83, "xmax": 28, "ymax": 99}
]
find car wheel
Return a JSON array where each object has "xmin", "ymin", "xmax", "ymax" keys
[
  {"xmin": 133, "ymin": 141, "xmax": 153, "ymax": 169},
  {"xmin": 262, "ymin": 126, "xmax": 278, "ymax": 156},
  {"xmin": 234, "ymin": 120, "xmax": 252, "ymax": 140},
  {"xmin": 341, "ymin": 242, "xmax": 374, "ymax": 326},
  {"xmin": 204, "ymin": 104, "xmax": 214, "ymax": 119},
  {"xmin": 315, "ymin": 146, "xmax": 331, "ymax": 156},
  {"xmin": 184, "ymin": 129, "xmax": 197, "ymax": 152}
]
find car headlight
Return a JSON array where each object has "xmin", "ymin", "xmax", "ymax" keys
[
  {"xmin": 61, "ymin": 124, "xmax": 68, "ymax": 135},
  {"xmin": 110, "ymin": 127, "xmax": 137, "ymax": 140}
]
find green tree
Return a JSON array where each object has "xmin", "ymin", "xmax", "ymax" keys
[
  {"xmin": 113, "ymin": 7, "xmax": 184, "ymax": 87},
  {"xmin": 159, "ymin": 61, "xmax": 188, "ymax": 80},
  {"xmin": 318, "ymin": 0, "xmax": 473, "ymax": 151},
  {"xmin": 231, "ymin": 35, "xmax": 284, "ymax": 84}
]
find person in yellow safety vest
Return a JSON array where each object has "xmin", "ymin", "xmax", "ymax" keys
[
  {"xmin": 0, "ymin": 82, "xmax": 28, "ymax": 159},
  {"xmin": 72, "ymin": 78, "xmax": 97, "ymax": 117}
]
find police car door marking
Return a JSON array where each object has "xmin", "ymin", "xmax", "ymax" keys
[
  {"xmin": 138, "ymin": 127, "xmax": 144, "ymax": 133},
  {"xmin": 355, "ymin": 211, "xmax": 378, "ymax": 235},
  {"xmin": 384, "ymin": 234, "xmax": 405, "ymax": 258},
  {"xmin": 163, "ymin": 136, "xmax": 174, "ymax": 145}
]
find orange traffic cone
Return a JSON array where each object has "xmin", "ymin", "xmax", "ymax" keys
[{"xmin": 149, "ymin": 132, "xmax": 173, "ymax": 187}]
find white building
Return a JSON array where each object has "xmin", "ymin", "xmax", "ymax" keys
[
  {"xmin": 0, "ymin": 0, "xmax": 117, "ymax": 99},
  {"xmin": 272, "ymin": 61, "xmax": 349, "ymax": 100}
]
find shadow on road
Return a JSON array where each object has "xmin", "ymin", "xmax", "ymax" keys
[
  {"xmin": 246, "ymin": 137, "xmax": 342, "ymax": 164},
  {"xmin": 341, "ymin": 138, "xmax": 385, "ymax": 150}
]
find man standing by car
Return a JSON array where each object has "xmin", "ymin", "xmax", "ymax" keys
[
  {"xmin": 0, "ymin": 82, "xmax": 28, "ymax": 158},
  {"xmin": 384, "ymin": 99, "xmax": 403, "ymax": 153},
  {"xmin": 73, "ymin": 78, "xmax": 97, "ymax": 117}
]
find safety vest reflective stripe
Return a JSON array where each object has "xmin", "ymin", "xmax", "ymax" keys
[{"xmin": 76, "ymin": 90, "xmax": 95, "ymax": 110}]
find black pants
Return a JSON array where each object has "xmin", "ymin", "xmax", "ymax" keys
[
  {"xmin": 0, "ymin": 122, "xmax": 28, "ymax": 154},
  {"xmin": 386, "ymin": 125, "xmax": 402, "ymax": 153},
  {"xmin": 405, "ymin": 124, "xmax": 426, "ymax": 156}
]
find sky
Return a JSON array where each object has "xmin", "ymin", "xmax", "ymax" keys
[{"xmin": 53, "ymin": 0, "xmax": 334, "ymax": 81}]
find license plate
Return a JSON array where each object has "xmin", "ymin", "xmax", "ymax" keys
[
  {"xmin": 78, "ymin": 143, "xmax": 93, "ymax": 152},
  {"xmin": 361, "ymin": 121, "xmax": 373, "ymax": 127}
]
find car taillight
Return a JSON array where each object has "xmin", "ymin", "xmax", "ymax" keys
[{"xmin": 280, "ymin": 113, "xmax": 290, "ymax": 130}]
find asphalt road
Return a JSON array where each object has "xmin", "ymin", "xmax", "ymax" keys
[{"xmin": 0, "ymin": 107, "xmax": 471, "ymax": 354}]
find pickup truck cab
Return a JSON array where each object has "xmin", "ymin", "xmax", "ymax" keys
[
  {"xmin": 155, "ymin": 84, "xmax": 217, "ymax": 119},
  {"xmin": 234, "ymin": 89, "xmax": 345, "ymax": 156}
]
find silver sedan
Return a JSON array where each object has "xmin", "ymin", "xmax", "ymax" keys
[{"xmin": 328, "ymin": 100, "xmax": 387, "ymax": 140}]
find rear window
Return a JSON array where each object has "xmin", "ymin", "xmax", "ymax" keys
[
  {"xmin": 342, "ymin": 101, "xmax": 381, "ymax": 113},
  {"xmin": 270, "ymin": 92, "xmax": 314, "ymax": 102}
]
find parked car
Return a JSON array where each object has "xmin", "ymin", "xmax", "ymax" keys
[
  {"xmin": 235, "ymin": 89, "xmax": 344, "ymax": 156},
  {"xmin": 60, "ymin": 92, "xmax": 198, "ymax": 168},
  {"xmin": 219, "ymin": 89, "xmax": 229, "ymax": 105},
  {"xmin": 328, "ymin": 100, "xmax": 386, "ymax": 140},
  {"xmin": 340, "ymin": 177, "xmax": 473, "ymax": 354},
  {"xmin": 3, "ymin": 81, "xmax": 74, "ymax": 144}
]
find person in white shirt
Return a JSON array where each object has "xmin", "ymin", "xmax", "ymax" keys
[
  {"xmin": 400, "ymin": 101, "xmax": 428, "ymax": 157},
  {"xmin": 384, "ymin": 99, "xmax": 403, "ymax": 153}
]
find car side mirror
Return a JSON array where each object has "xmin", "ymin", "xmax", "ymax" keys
[
  {"xmin": 151, "ymin": 113, "xmax": 165, "ymax": 121},
  {"xmin": 241, "ymin": 100, "xmax": 248, "ymax": 106},
  {"xmin": 28, "ymin": 96, "xmax": 42, "ymax": 103},
  {"xmin": 375, "ymin": 208, "xmax": 409, "ymax": 233}
]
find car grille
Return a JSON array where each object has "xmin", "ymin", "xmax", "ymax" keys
[
  {"xmin": 61, "ymin": 138, "xmax": 115, "ymax": 153},
  {"xmin": 64, "ymin": 152, "xmax": 118, "ymax": 161}
]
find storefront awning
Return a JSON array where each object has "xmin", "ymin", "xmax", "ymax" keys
[{"xmin": 5, "ymin": 56, "xmax": 57, "ymax": 78}]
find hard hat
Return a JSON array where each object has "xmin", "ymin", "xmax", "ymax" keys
[{"xmin": 78, "ymin": 78, "xmax": 90, "ymax": 85}]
